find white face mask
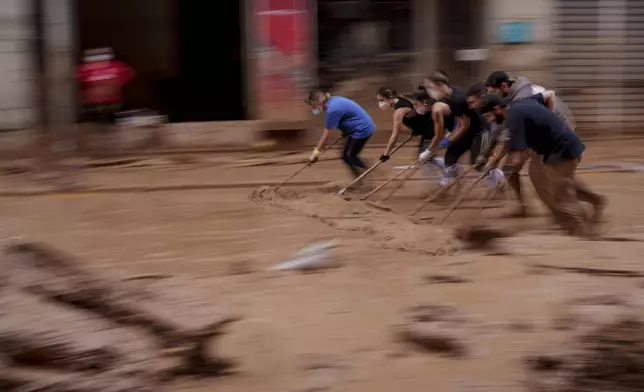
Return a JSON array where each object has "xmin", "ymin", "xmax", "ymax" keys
[
  {"xmin": 428, "ymin": 89, "xmax": 443, "ymax": 100},
  {"xmin": 312, "ymin": 108, "xmax": 322, "ymax": 115},
  {"xmin": 378, "ymin": 101, "xmax": 389, "ymax": 110},
  {"xmin": 415, "ymin": 106, "xmax": 428, "ymax": 115}
]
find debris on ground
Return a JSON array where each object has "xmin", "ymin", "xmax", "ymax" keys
[
  {"xmin": 395, "ymin": 305, "xmax": 471, "ymax": 358},
  {"xmin": 424, "ymin": 274, "xmax": 472, "ymax": 285},
  {"xmin": 269, "ymin": 239, "xmax": 341, "ymax": 272},
  {"xmin": 453, "ymin": 225, "xmax": 508, "ymax": 250},
  {"xmin": 529, "ymin": 263, "xmax": 644, "ymax": 278},
  {"xmin": 0, "ymin": 242, "xmax": 239, "ymax": 391},
  {"xmin": 526, "ymin": 316, "xmax": 644, "ymax": 392}
]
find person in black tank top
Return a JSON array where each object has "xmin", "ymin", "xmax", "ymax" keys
[
  {"xmin": 420, "ymin": 71, "xmax": 488, "ymax": 187},
  {"xmin": 375, "ymin": 87, "xmax": 438, "ymax": 164}
]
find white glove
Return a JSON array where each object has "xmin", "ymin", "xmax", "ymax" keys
[
  {"xmin": 418, "ymin": 149, "xmax": 433, "ymax": 162},
  {"xmin": 484, "ymin": 168, "xmax": 505, "ymax": 188},
  {"xmin": 309, "ymin": 148, "xmax": 321, "ymax": 163}
]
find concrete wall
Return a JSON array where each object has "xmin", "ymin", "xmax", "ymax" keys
[
  {"xmin": 0, "ymin": 0, "xmax": 33, "ymax": 130},
  {"xmin": 484, "ymin": 0, "xmax": 554, "ymax": 86},
  {"xmin": 44, "ymin": 0, "xmax": 75, "ymax": 132}
]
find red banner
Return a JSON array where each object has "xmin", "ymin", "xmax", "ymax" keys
[{"xmin": 253, "ymin": 0, "xmax": 314, "ymax": 121}]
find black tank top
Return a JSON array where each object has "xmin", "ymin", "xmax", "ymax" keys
[
  {"xmin": 394, "ymin": 98, "xmax": 434, "ymax": 137},
  {"xmin": 440, "ymin": 86, "xmax": 485, "ymax": 134}
]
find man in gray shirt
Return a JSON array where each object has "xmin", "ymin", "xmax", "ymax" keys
[{"xmin": 478, "ymin": 71, "xmax": 579, "ymax": 217}]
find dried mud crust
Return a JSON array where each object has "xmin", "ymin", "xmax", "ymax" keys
[
  {"xmin": 250, "ymin": 185, "xmax": 456, "ymax": 255},
  {"xmin": 0, "ymin": 242, "xmax": 239, "ymax": 391}
]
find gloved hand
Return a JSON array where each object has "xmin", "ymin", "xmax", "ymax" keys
[
  {"xmin": 309, "ymin": 148, "xmax": 321, "ymax": 163},
  {"xmin": 418, "ymin": 149, "xmax": 433, "ymax": 162},
  {"xmin": 379, "ymin": 154, "xmax": 390, "ymax": 162},
  {"xmin": 484, "ymin": 168, "xmax": 506, "ymax": 188},
  {"xmin": 439, "ymin": 138, "xmax": 450, "ymax": 149}
]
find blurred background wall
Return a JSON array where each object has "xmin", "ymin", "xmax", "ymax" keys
[{"xmin": 0, "ymin": 0, "xmax": 643, "ymax": 146}]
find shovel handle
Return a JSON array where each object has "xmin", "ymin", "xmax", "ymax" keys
[
  {"xmin": 409, "ymin": 164, "xmax": 477, "ymax": 216},
  {"xmin": 434, "ymin": 170, "xmax": 489, "ymax": 225},
  {"xmin": 274, "ymin": 136, "xmax": 344, "ymax": 191},
  {"xmin": 361, "ymin": 160, "xmax": 421, "ymax": 201},
  {"xmin": 338, "ymin": 135, "xmax": 414, "ymax": 196},
  {"xmin": 380, "ymin": 146, "xmax": 441, "ymax": 203}
]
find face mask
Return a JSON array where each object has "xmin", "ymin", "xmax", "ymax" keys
[
  {"xmin": 428, "ymin": 89, "xmax": 442, "ymax": 100},
  {"xmin": 415, "ymin": 106, "xmax": 427, "ymax": 115},
  {"xmin": 312, "ymin": 108, "xmax": 322, "ymax": 115},
  {"xmin": 378, "ymin": 101, "xmax": 389, "ymax": 110}
]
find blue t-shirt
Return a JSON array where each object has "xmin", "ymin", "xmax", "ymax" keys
[
  {"xmin": 507, "ymin": 93, "xmax": 584, "ymax": 164},
  {"xmin": 324, "ymin": 96, "xmax": 376, "ymax": 139}
]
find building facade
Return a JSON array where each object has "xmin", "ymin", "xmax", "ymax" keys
[{"xmin": 0, "ymin": 0, "xmax": 640, "ymax": 140}]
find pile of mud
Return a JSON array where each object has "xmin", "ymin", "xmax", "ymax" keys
[
  {"xmin": 0, "ymin": 242, "xmax": 238, "ymax": 391},
  {"xmin": 527, "ymin": 315, "xmax": 644, "ymax": 392},
  {"xmin": 250, "ymin": 185, "xmax": 455, "ymax": 255}
]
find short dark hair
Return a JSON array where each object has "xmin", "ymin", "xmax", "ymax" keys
[
  {"xmin": 426, "ymin": 70, "xmax": 450, "ymax": 85},
  {"xmin": 485, "ymin": 71, "xmax": 511, "ymax": 88},
  {"xmin": 407, "ymin": 90, "xmax": 431, "ymax": 102},
  {"xmin": 376, "ymin": 87, "xmax": 397, "ymax": 99},
  {"xmin": 479, "ymin": 94, "xmax": 510, "ymax": 114},
  {"xmin": 306, "ymin": 90, "xmax": 329, "ymax": 105},
  {"xmin": 466, "ymin": 82, "xmax": 487, "ymax": 98}
]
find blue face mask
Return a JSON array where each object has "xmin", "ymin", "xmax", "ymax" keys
[{"xmin": 312, "ymin": 108, "xmax": 322, "ymax": 115}]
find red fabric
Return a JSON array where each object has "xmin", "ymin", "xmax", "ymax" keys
[
  {"xmin": 258, "ymin": 0, "xmax": 308, "ymax": 55},
  {"xmin": 76, "ymin": 60, "xmax": 135, "ymax": 105}
]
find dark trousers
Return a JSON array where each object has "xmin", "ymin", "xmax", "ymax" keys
[
  {"xmin": 342, "ymin": 135, "xmax": 371, "ymax": 178},
  {"xmin": 444, "ymin": 130, "xmax": 481, "ymax": 167},
  {"xmin": 82, "ymin": 103, "xmax": 120, "ymax": 129}
]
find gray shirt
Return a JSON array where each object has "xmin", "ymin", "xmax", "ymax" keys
[{"xmin": 482, "ymin": 77, "xmax": 576, "ymax": 157}]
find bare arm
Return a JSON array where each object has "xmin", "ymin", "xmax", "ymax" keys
[
  {"xmin": 446, "ymin": 115, "xmax": 470, "ymax": 143},
  {"xmin": 315, "ymin": 129, "xmax": 331, "ymax": 152},
  {"xmin": 384, "ymin": 108, "xmax": 411, "ymax": 155},
  {"xmin": 429, "ymin": 102, "xmax": 449, "ymax": 151},
  {"xmin": 505, "ymin": 150, "xmax": 523, "ymax": 171},
  {"xmin": 541, "ymin": 90, "xmax": 557, "ymax": 111}
]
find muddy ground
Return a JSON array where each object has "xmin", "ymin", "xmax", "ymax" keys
[{"xmin": 2, "ymin": 139, "xmax": 644, "ymax": 391}]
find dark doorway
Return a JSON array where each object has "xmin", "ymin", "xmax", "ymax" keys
[
  {"xmin": 173, "ymin": 0, "xmax": 245, "ymax": 122},
  {"xmin": 76, "ymin": 0, "xmax": 245, "ymax": 122}
]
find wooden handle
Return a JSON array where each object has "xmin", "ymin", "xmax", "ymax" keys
[{"xmin": 338, "ymin": 135, "xmax": 414, "ymax": 196}]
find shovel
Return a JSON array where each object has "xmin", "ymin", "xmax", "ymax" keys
[
  {"xmin": 274, "ymin": 135, "xmax": 344, "ymax": 191},
  {"xmin": 379, "ymin": 147, "xmax": 442, "ymax": 203},
  {"xmin": 360, "ymin": 159, "xmax": 422, "ymax": 201},
  {"xmin": 337, "ymin": 135, "xmax": 414, "ymax": 196},
  {"xmin": 409, "ymin": 164, "xmax": 478, "ymax": 216}
]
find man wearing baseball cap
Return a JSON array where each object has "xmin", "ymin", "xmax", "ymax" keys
[
  {"xmin": 478, "ymin": 93, "xmax": 605, "ymax": 238},
  {"xmin": 478, "ymin": 71, "xmax": 577, "ymax": 217}
]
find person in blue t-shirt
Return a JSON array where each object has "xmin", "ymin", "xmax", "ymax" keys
[
  {"xmin": 479, "ymin": 93, "xmax": 605, "ymax": 238},
  {"xmin": 306, "ymin": 91, "xmax": 376, "ymax": 178}
]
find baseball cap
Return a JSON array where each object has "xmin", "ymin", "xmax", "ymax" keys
[
  {"xmin": 479, "ymin": 94, "xmax": 511, "ymax": 114},
  {"xmin": 485, "ymin": 71, "xmax": 511, "ymax": 87}
]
